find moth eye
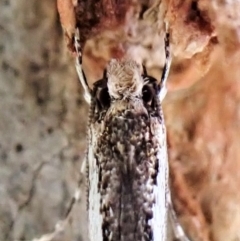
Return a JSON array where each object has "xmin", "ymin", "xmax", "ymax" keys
[
  {"xmin": 142, "ymin": 85, "xmax": 154, "ymax": 104},
  {"xmin": 97, "ymin": 87, "xmax": 111, "ymax": 108}
]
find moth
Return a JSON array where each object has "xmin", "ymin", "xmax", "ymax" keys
[{"xmin": 73, "ymin": 27, "xmax": 189, "ymax": 241}]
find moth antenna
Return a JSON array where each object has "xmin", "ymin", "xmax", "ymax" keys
[
  {"xmin": 74, "ymin": 28, "xmax": 91, "ymax": 104},
  {"xmin": 142, "ymin": 64, "xmax": 147, "ymax": 76},
  {"xmin": 159, "ymin": 22, "xmax": 172, "ymax": 102},
  {"xmin": 103, "ymin": 68, "xmax": 107, "ymax": 79}
]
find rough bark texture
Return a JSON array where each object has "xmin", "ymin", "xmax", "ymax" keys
[
  {"xmin": 0, "ymin": 0, "xmax": 240, "ymax": 241},
  {"xmin": 0, "ymin": 1, "xmax": 88, "ymax": 241}
]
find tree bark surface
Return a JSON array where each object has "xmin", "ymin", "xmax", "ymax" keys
[{"xmin": 0, "ymin": 1, "xmax": 240, "ymax": 241}]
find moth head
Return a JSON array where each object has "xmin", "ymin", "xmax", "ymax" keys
[
  {"xmin": 90, "ymin": 59, "xmax": 160, "ymax": 122},
  {"xmin": 75, "ymin": 28, "xmax": 171, "ymax": 106},
  {"xmin": 106, "ymin": 59, "xmax": 143, "ymax": 99}
]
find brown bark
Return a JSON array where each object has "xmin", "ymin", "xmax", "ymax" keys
[{"xmin": 0, "ymin": 0, "xmax": 240, "ymax": 241}]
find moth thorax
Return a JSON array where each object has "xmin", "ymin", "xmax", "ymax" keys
[{"xmin": 107, "ymin": 59, "xmax": 144, "ymax": 99}]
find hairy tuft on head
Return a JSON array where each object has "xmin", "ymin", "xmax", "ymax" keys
[{"xmin": 107, "ymin": 59, "xmax": 143, "ymax": 99}]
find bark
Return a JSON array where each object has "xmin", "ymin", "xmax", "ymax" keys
[
  {"xmin": 0, "ymin": 0, "xmax": 240, "ymax": 241},
  {"xmin": 0, "ymin": 1, "xmax": 87, "ymax": 240}
]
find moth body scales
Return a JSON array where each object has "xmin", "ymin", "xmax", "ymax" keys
[
  {"xmin": 73, "ymin": 28, "xmax": 175, "ymax": 241},
  {"xmin": 87, "ymin": 59, "xmax": 169, "ymax": 241}
]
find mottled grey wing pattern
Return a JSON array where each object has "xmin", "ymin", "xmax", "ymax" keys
[
  {"xmin": 74, "ymin": 28, "xmax": 189, "ymax": 241},
  {"xmin": 86, "ymin": 60, "xmax": 168, "ymax": 241}
]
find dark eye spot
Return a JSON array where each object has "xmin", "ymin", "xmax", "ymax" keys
[
  {"xmin": 97, "ymin": 87, "xmax": 111, "ymax": 109},
  {"xmin": 142, "ymin": 85, "xmax": 154, "ymax": 104}
]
